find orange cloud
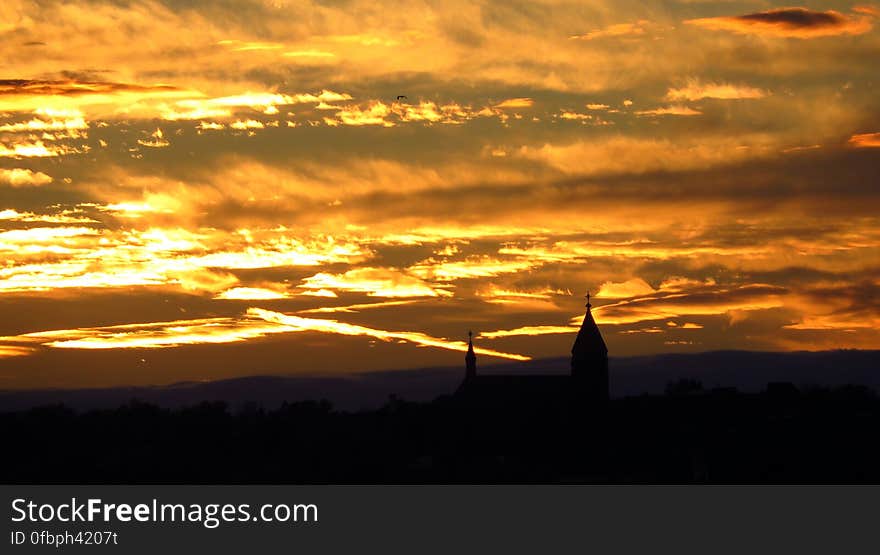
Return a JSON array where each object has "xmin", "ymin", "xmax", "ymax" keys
[
  {"xmin": 685, "ymin": 8, "xmax": 874, "ymax": 38},
  {"xmin": 848, "ymin": 132, "xmax": 880, "ymax": 148},
  {"xmin": 0, "ymin": 345, "xmax": 35, "ymax": 358},
  {"xmin": 594, "ymin": 284, "xmax": 787, "ymax": 325}
]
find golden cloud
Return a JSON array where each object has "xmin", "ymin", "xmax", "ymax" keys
[
  {"xmin": 215, "ymin": 287, "xmax": 291, "ymax": 300},
  {"xmin": 283, "ymin": 50, "xmax": 336, "ymax": 58},
  {"xmin": 0, "ymin": 167, "xmax": 53, "ymax": 186},
  {"xmin": 250, "ymin": 308, "xmax": 530, "ymax": 361},
  {"xmin": 217, "ymin": 40, "xmax": 284, "ymax": 52},
  {"xmin": 513, "ymin": 134, "xmax": 779, "ymax": 176},
  {"xmin": 0, "ymin": 139, "xmax": 79, "ymax": 158},
  {"xmin": 558, "ymin": 110, "xmax": 593, "ymax": 121},
  {"xmin": 330, "ymin": 101, "xmax": 394, "ymax": 127},
  {"xmin": 666, "ymin": 79, "xmax": 768, "ymax": 101},
  {"xmin": 136, "ymin": 128, "xmax": 170, "ymax": 148},
  {"xmin": 596, "ymin": 278, "xmax": 656, "ymax": 299},
  {"xmin": 299, "ymin": 267, "xmax": 450, "ymax": 298},
  {"xmin": 494, "ymin": 98, "xmax": 533, "ymax": 109},
  {"xmin": 594, "ymin": 284, "xmax": 788, "ymax": 325},
  {"xmin": 635, "ymin": 105, "xmax": 702, "ymax": 117},
  {"xmin": 25, "ymin": 316, "xmax": 295, "ymax": 350},
  {"xmin": 299, "ymin": 300, "xmax": 419, "ymax": 314},
  {"xmin": 480, "ymin": 325, "xmax": 578, "ymax": 339},
  {"xmin": 409, "ymin": 256, "xmax": 538, "ymax": 282},
  {"xmin": 569, "ymin": 20, "xmax": 650, "ymax": 41}
]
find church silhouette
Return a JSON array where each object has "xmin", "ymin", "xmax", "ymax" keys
[{"xmin": 456, "ymin": 293, "xmax": 609, "ymax": 404}]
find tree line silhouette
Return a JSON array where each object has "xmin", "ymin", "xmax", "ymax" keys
[{"xmin": 3, "ymin": 381, "xmax": 880, "ymax": 483}]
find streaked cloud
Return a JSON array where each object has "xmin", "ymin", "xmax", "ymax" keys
[
  {"xmin": 666, "ymin": 79, "xmax": 768, "ymax": 101},
  {"xmin": 635, "ymin": 105, "xmax": 702, "ymax": 116},
  {"xmin": 18, "ymin": 316, "xmax": 295, "ymax": 350},
  {"xmin": 594, "ymin": 284, "xmax": 788, "ymax": 325},
  {"xmin": 849, "ymin": 133, "xmax": 880, "ymax": 148},
  {"xmin": 250, "ymin": 308, "xmax": 531, "ymax": 361},
  {"xmin": 409, "ymin": 256, "xmax": 537, "ymax": 282},
  {"xmin": 570, "ymin": 20, "xmax": 651, "ymax": 41},
  {"xmin": 480, "ymin": 325, "xmax": 578, "ymax": 339},
  {"xmin": 217, "ymin": 40, "xmax": 284, "ymax": 52},
  {"xmin": 215, "ymin": 287, "xmax": 291, "ymax": 300},
  {"xmin": 494, "ymin": 98, "xmax": 533, "ymax": 109},
  {"xmin": 283, "ymin": 50, "xmax": 336, "ymax": 58}
]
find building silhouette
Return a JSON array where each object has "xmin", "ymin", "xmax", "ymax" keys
[{"xmin": 456, "ymin": 293, "xmax": 608, "ymax": 405}]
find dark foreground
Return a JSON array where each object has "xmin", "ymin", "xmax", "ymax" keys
[{"xmin": 4, "ymin": 382, "xmax": 880, "ymax": 483}]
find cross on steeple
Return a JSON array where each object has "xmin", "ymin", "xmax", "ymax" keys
[{"xmin": 585, "ymin": 291, "xmax": 591, "ymax": 310}]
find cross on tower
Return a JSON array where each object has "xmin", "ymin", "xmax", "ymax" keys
[{"xmin": 585, "ymin": 291, "xmax": 591, "ymax": 309}]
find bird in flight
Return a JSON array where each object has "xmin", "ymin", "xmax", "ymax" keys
[{"xmin": 396, "ymin": 95, "xmax": 407, "ymax": 101}]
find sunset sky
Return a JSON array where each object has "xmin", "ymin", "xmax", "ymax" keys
[{"xmin": 0, "ymin": 0, "xmax": 878, "ymax": 389}]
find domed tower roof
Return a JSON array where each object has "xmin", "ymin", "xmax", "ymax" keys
[{"xmin": 571, "ymin": 292, "xmax": 607, "ymax": 358}]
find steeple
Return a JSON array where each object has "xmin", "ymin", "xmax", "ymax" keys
[
  {"xmin": 465, "ymin": 330, "xmax": 476, "ymax": 379},
  {"xmin": 571, "ymin": 291, "xmax": 609, "ymax": 401}
]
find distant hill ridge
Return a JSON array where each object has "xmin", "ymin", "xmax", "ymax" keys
[{"xmin": 0, "ymin": 349, "xmax": 877, "ymax": 412}]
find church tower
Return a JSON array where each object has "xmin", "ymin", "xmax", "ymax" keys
[
  {"xmin": 571, "ymin": 292, "xmax": 609, "ymax": 401},
  {"xmin": 465, "ymin": 330, "xmax": 476, "ymax": 380}
]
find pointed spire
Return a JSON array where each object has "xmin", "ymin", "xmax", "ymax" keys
[
  {"xmin": 572, "ymin": 290, "xmax": 607, "ymax": 361},
  {"xmin": 571, "ymin": 290, "xmax": 609, "ymax": 400},
  {"xmin": 465, "ymin": 330, "xmax": 476, "ymax": 379}
]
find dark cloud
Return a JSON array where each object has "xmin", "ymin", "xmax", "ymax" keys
[
  {"xmin": 738, "ymin": 8, "xmax": 847, "ymax": 29},
  {"xmin": 686, "ymin": 7, "xmax": 874, "ymax": 38}
]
